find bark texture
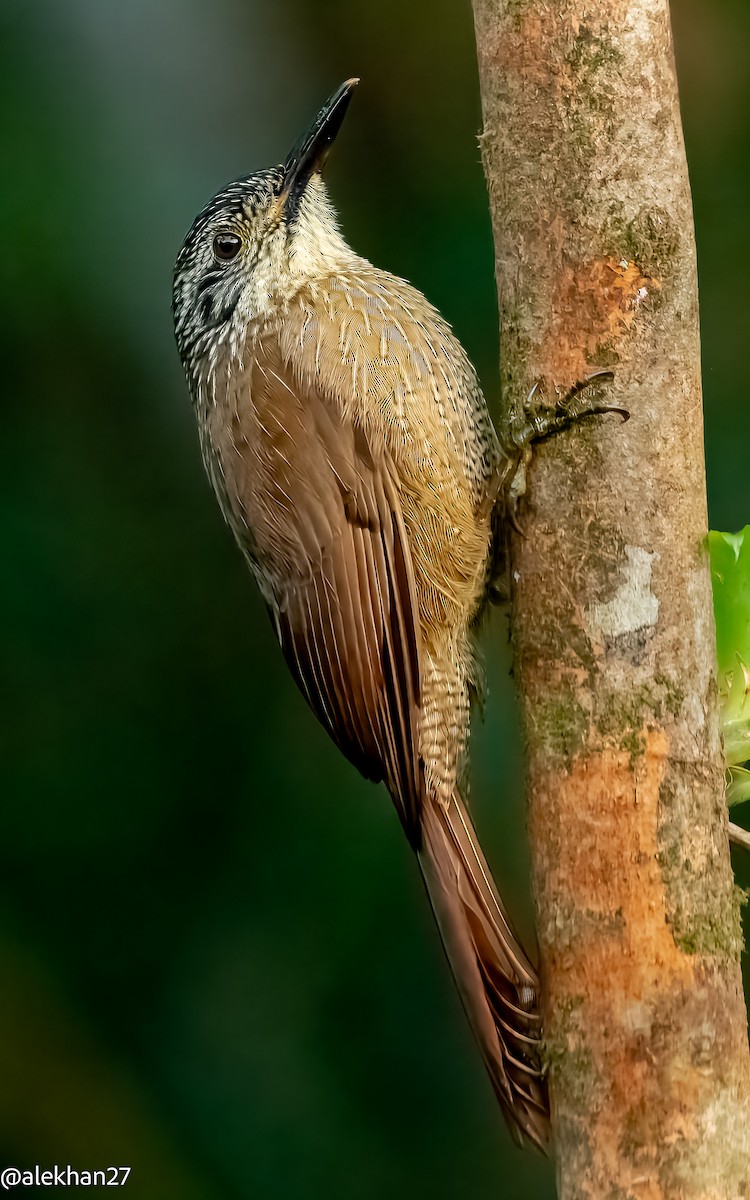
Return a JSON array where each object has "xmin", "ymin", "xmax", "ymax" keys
[{"xmin": 471, "ymin": 2, "xmax": 750, "ymax": 1196}]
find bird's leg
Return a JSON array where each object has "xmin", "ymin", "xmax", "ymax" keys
[
  {"xmin": 503, "ymin": 370, "xmax": 628, "ymax": 518},
  {"xmin": 510, "ymin": 370, "xmax": 626, "ymax": 453},
  {"xmin": 483, "ymin": 371, "xmax": 627, "ymax": 601}
]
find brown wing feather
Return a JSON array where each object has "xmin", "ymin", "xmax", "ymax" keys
[
  {"xmin": 419, "ymin": 796, "xmax": 550, "ymax": 1151},
  {"xmin": 223, "ymin": 335, "xmax": 423, "ymax": 845},
  {"xmin": 213, "ymin": 331, "xmax": 549, "ymax": 1148}
]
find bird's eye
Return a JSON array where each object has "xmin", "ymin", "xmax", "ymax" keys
[{"xmin": 212, "ymin": 232, "xmax": 242, "ymax": 262}]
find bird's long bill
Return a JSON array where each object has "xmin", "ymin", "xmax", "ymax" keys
[{"xmin": 281, "ymin": 79, "xmax": 359, "ymax": 208}]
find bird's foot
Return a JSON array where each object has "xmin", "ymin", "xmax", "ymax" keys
[
  {"xmin": 509, "ymin": 370, "xmax": 626, "ymax": 453},
  {"xmin": 504, "ymin": 370, "xmax": 627, "ymax": 518}
]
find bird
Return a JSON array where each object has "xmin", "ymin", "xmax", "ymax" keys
[{"xmin": 172, "ymin": 79, "xmax": 621, "ymax": 1151}]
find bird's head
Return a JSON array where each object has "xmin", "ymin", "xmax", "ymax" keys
[{"xmin": 173, "ymin": 79, "xmax": 358, "ymax": 369}]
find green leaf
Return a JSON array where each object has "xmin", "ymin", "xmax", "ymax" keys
[
  {"xmin": 710, "ymin": 527, "xmax": 750, "ymax": 766},
  {"xmin": 727, "ymin": 766, "xmax": 750, "ymax": 808}
]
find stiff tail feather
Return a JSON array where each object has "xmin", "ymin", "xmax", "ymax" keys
[{"xmin": 417, "ymin": 790, "xmax": 550, "ymax": 1152}]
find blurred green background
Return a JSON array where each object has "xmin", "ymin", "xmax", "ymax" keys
[{"xmin": 2, "ymin": 1, "xmax": 748, "ymax": 1196}]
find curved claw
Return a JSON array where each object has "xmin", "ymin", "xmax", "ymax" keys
[
  {"xmin": 591, "ymin": 403, "xmax": 630, "ymax": 422},
  {"xmin": 564, "ymin": 369, "xmax": 616, "ymax": 402}
]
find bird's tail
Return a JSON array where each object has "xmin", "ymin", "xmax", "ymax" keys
[{"xmin": 417, "ymin": 789, "xmax": 550, "ymax": 1152}]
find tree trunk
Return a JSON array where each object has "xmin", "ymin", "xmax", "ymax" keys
[{"xmin": 470, "ymin": 1, "xmax": 750, "ymax": 1195}]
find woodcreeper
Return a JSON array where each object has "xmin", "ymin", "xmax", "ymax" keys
[{"xmin": 173, "ymin": 80, "xmax": 623, "ymax": 1150}]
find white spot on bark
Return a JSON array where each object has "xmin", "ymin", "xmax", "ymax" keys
[
  {"xmin": 621, "ymin": 1000, "xmax": 651, "ymax": 1034},
  {"xmin": 588, "ymin": 546, "xmax": 659, "ymax": 639},
  {"xmin": 685, "ymin": 692, "xmax": 706, "ymax": 732}
]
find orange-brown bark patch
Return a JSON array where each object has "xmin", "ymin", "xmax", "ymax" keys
[
  {"xmin": 533, "ymin": 727, "xmax": 688, "ymax": 994},
  {"xmin": 540, "ymin": 257, "xmax": 659, "ymax": 385},
  {"xmin": 530, "ymin": 728, "xmax": 736, "ymax": 1195}
]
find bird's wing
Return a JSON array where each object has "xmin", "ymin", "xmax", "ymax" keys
[{"xmin": 223, "ymin": 334, "xmax": 423, "ymax": 844}]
